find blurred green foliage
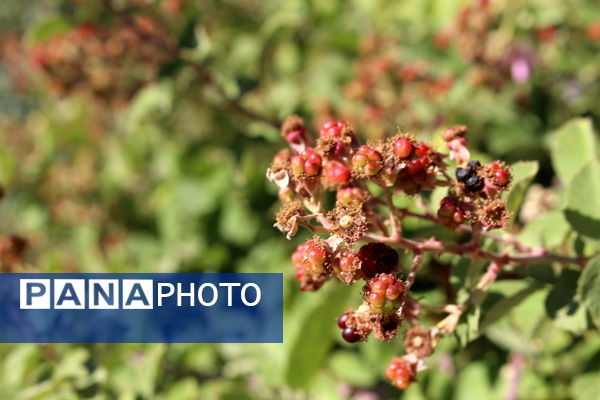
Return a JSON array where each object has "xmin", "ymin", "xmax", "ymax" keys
[{"xmin": 0, "ymin": 0, "xmax": 599, "ymax": 399}]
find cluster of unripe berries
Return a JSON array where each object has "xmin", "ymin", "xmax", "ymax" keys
[
  {"xmin": 364, "ymin": 274, "xmax": 405, "ymax": 313},
  {"xmin": 437, "ymin": 196, "xmax": 466, "ymax": 229},
  {"xmin": 320, "ymin": 120, "xmax": 347, "ymax": 138},
  {"xmin": 386, "ymin": 357, "xmax": 417, "ymax": 390},
  {"xmin": 341, "ymin": 35, "xmax": 454, "ymax": 136},
  {"xmin": 269, "ymin": 115, "xmax": 513, "ymax": 391},
  {"xmin": 290, "ymin": 149, "xmax": 322, "ymax": 177},
  {"xmin": 268, "ymin": 117, "xmax": 444, "ymax": 205},
  {"xmin": 29, "ymin": 17, "xmax": 174, "ymax": 104},
  {"xmin": 352, "ymin": 145, "xmax": 383, "ymax": 176},
  {"xmin": 291, "ymin": 240, "xmax": 330, "ymax": 291},
  {"xmin": 393, "ymin": 139, "xmax": 437, "ymax": 194}
]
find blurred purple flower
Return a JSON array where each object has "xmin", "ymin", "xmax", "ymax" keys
[
  {"xmin": 511, "ymin": 58, "xmax": 530, "ymax": 83},
  {"xmin": 503, "ymin": 44, "xmax": 536, "ymax": 84}
]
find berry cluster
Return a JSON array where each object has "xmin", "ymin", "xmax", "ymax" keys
[
  {"xmin": 357, "ymin": 243, "xmax": 398, "ymax": 279},
  {"xmin": 364, "ymin": 274, "xmax": 404, "ymax": 313},
  {"xmin": 29, "ymin": 16, "xmax": 175, "ymax": 105},
  {"xmin": 456, "ymin": 160, "xmax": 485, "ymax": 192},
  {"xmin": 386, "ymin": 356, "xmax": 418, "ymax": 390},
  {"xmin": 311, "ymin": 3, "xmax": 600, "ymax": 141},
  {"xmin": 268, "ymin": 115, "xmax": 518, "ymax": 390},
  {"xmin": 352, "ymin": 145, "xmax": 383, "ymax": 176},
  {"xmin": 292, "ymin": 239, "xmax": 331, "ymax": 291},
  {"xmin": 290, "ymin": 150, "xmax": 322, "ymax": 177}
]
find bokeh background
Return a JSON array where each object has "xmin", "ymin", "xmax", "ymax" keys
[{"xmin": 0, "ymin": 0, "xmax": 599, "ymax": 399}]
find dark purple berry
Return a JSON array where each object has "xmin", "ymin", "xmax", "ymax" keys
[
  {"xmin": 337, "ymin": 312, "xmax": 349, "ymax": 329},
  {"xmin": 467, "ymin": 160, "xmax": 481, "ymax": 169},
  {"xmin": 342, "ymin": 328, "xmax": 361, "ymax": 343},
  {"xmin": 357, "ymin": 242, "xmax": 399, "ymax": 279},
  {"xmin": 465, "ymin": 175, "xmax": 484, "ymax": 192},
  {"xmin": 455, "ymin": 167, "xmax": 473, "ymax": 183}
]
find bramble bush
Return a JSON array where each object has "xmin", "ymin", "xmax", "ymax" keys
[{"xmin": 0, "ymin": 0, "xmax": 599, "ymax": 399}]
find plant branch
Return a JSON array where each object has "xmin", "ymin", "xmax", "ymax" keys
[{"xmin": 365, "ymin": 232, "xmax": 588, "ymax": 267}]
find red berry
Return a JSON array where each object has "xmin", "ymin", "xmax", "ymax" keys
[
  {"xmin": 394, "ymin": 138, "xmax": 413, "ymax": 158},
  {"xmin": 290, "ymin": 156, "xmax": 304, "ymax": 175},
  {"xmin": 405, "ymin": 158, "xmax": 427, "ymax": 175},
  {"xmin": 324, "ymin": 161, "xmax": 351, "ymax": 185},
  {"xmin": 414, "ymin": 142, "xmax": 430, "ymax": 157},
  {"xmin": 438, "ymin": 197, "xmax": 456, "ymax": 218},
  {"xmin": 352, "ymin": 153, "xmax": 368, "ymax": 167},
  {"xmin": 290, "ymin": 149, "xmax": 322, "ymax": 177},
  {"xmin": 353, "ymin": 145, "xmax": 383, "ymax": 176},
  {"xmin": 488, "ymin": 161, "xmax": 501, "ymax": 171},
  {"xmin": 342, "ymin": 328, "xmax": 361, "ymax": 343},
  {"xmin": 386, "ymin": 358, "xmax": 415, "ymax": 390},
  {"xmin": 320, "ymin": 120, "xmax": 346, "ymax": 138},
  {"xmin": 336, "ymin": 187, "xmax": 365, "ymax": 205},
  {"xmin": 307, "ymin": 247, "xmax": 326, "ymax": 267},
  {"xmin": 368, "ymin": 291, "xmax": 386, "ymax": 306},
  {"xmin": 339, "ymin": 256, "xmax": 354, "ymax": 271},
  {"xmin": 453, "ymin": 209, "xmax": 465, "ymax": 224},
  {"xmin": 385, "ymin": 281, "xmax": 404, "ymax": 300},
  {"xmin": 371, "ymin": 280, "xmax": 388, "ymax": 293},
  {"xmin": 494, "ymin": 169, "xmax": 510, "ymax": 186}
]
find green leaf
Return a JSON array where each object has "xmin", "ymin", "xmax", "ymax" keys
[
  {"xmin": 285, "ymin": 284, "xmax": 353, "ymax": 388},
  {"xmin": 505, "ymin": 161, "xmax": 539, "ymax": 220},
  {"xmin": 25, "ymin": 16, "xmax": 72, "ymax": 45},
  {"xmin": 453, "ymin": 362, "xmax": 493, "ymax": 400},
  {"xmin": 219, "ymin": 196, "xmax": 259, "ymax": 246},
  {"xmin": 480, "ymin": 283, "xmax": 543, "ymax": 331},
  {"xmin": 571, "ymin": 372, "xmax": 600, "ymax": 400},
  {"xmin": 518, "ymin": 210, "xmax": 569, "ymax": 248},
  {"xmin": 578, "ymin": 257, "xmax": 600, "ymax": 327},
  {"xmin": 564, "ymin": 161, "xmax": 600, "ymax": 238},
  {"xmin": 550, "ymin": 118, "xmax": 597, "ymax": 184},
  {"xmin": 328, "ymin": 351, "xmax": 376, "ymax": 387},
  {"xmin": 546, "ymin": 268, "xmax": 588, "ymax": 333}
]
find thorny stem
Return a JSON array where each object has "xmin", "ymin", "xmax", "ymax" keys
[
  {"xmin": 365, "ymin": 231, "xmax": 588, "ymax": 266},
  {"xmin": 436, "ymin": 261, "xmax": 503, "ymax": 333},
  {"xmin": 365, "ymin": 195, "xmax": 589, "ymax": 268},
  {"xmin": 383, "ymin": 188, "xmax": 402, "ymax": 238},
  {"xmin": 404, "ymin": 253, "xmax": 424, "ymax": 292},
  {"xmin": 398, "ymin": 207, "xmax": 532, "ymax": 252}
]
